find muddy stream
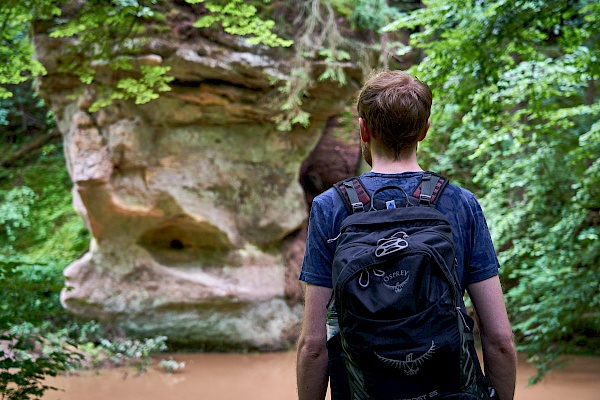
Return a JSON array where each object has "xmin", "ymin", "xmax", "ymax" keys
[{"xmin": 43, "ymin": 352, "xmax": 600, "ymax": 400}]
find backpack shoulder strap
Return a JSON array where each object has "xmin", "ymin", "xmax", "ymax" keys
[
  {"xmin": 334, "ymin": 176, "xmax": 370, "ymax": 214},
  {"xmin": 412, "ymin": 172, "xmax": 449, "ymax": 206}
]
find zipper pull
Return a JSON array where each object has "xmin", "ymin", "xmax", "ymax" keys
[{"xmin": 327, "ymin": 231, "xmax": 342, "ymax": 243}]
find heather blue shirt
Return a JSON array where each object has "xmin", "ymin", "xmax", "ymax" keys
[{"xmin": 299, "ymin": 171, "xmax": 500, "ymax": 292}]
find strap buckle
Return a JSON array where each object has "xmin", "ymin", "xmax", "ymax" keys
[
  {"xmin": 419, "ymin": 194, "xmax": 432, "ymax": 205},
  {"xmin": 351, "ymin": 202, "xmax": 364, "ymax": 213}
]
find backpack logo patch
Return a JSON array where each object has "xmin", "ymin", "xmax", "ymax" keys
[{"xmin": 375, "ymin": 341, "xmax": 436, "ymax": 376}]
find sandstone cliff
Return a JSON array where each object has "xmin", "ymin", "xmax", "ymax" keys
[{"xmin": 34, "ymin": 9, "xmax": 362, "ymax": 349}]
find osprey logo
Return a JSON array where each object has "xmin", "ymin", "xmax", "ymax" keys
[
  {"xmin": 375, "ymin": 341, "xmax": 436, "ymax": 376},
  {"xmin": 383, "ymin": 279, "xmax": 409, "ymax": 293},
  {"xmin": 382, "ymin": 269, "xmax": 409, "ymax": 293}
]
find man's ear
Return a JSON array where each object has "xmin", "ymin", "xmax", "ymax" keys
[
  {"xmin": 418, "ymin": 119, "xmax": 430, "ymax": 142},
  {"xmin": 359, "ymin": 118, "xmax": 371, "ymax": 143}
]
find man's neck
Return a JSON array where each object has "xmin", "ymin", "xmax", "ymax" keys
[{"xmin": 369, "ymin": 157, "xmax": 423, "ymax": 174}]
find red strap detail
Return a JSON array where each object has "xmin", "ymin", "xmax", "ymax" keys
[
  {"xmin": 353, "ymin": 179, "xmax": 370, "ymax": 204},
  {"xmin": 412, "ymin": 177, "xmax": 446, "ymax": 204},
  {"xmin": 337, "ymin": 178, "xmax": 370, "ymax": 207}
]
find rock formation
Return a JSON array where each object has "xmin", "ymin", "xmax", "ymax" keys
[{"xmin": 34, "ymin": 14, "xmax": 362, "ymax": 349}]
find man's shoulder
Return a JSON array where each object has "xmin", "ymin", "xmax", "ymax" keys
[
  {"xmin": 312, "ymin": 185, "xmax": 345, "ymax": 210},
  {"xmin": 441, "ymin": 181, "xmax": 477, "ymax": 202},
  {"xmin": 310, "ymin": 186, "xmax": 351, "ymax": 230},
  {"xmin": 437, "ymin": 182, "xmax": 481, "ymax": 214}
]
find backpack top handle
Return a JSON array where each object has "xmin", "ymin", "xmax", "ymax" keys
[{"xmin": 367, "ymin": 185, "xmax": 410, "ymax": 212}]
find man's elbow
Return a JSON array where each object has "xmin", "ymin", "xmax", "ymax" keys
[
  {"xmin": 484, "ymin": 331, "xmax": 516, "ymax": 356},
  {"xmin": 297, "ymin": 335, "xmax": 328, "ymax": 361}
]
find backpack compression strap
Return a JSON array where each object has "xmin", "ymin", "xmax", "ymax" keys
[
  {"xmin": 334, "ymin": 177, "xmax": 371, "ymax": 213},
  {"xmin": 412, "ymin": 172, "xmax": 449, "ymax": 206}
]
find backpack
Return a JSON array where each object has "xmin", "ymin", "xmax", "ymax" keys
[{"xmin": 331, "ymin": 172, "xmax": 496, "ymax": 400}]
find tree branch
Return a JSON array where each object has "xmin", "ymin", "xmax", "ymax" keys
[{"xmin": 0, "ymin": 130, "xmax": 61, "ymax": 168}]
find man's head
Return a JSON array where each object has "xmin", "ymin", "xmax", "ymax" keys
[{"xmin": 357, "ymin": 70, "xmax": 432, "ymax": 163}]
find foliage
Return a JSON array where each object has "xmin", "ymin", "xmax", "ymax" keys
[
  {"xmin": 0, "ymin": 142, "xmax": 90, "ymax": 398},
  {"xmin": 2, "ymin": 0, "xmax": 294, "ymax": 112},
  {"xmin": 0, "ymin": 95, "xmax": 84, "ymax": 319},
  {"xmin": 337, "ymin": 0, "xmax": 401, "ymax": 32},
  {"xmin": 331, "ymin": 0, "xmax": 421, "ymax": 69},
  {"xmin": 0, "ymin": 0, "xmax": 173, "ymax": 110},
  {"xmin": 47, "ymin": 0, "xmax": 175, "ymax": 112},
  {"xmin": 0, "ymin": 0, "xmax": 57, "ymax": 99},
  {"xmin": 71, "ymin": 323, "xmax": 168, "ymax": 372},
  {"xmin": 158, "ymin": 356, "xmax": 186, "ymax": 373},
  {"xmin": 97, "ymin": 336, "xmax": 168, "ymax": 372},
  {"xmin": 0, "ymin": 81, "xmax": 55, "ymax": 145},
  {"xmin": 388, "ymin": 0, "xmax": 600, "ymax": 382},
  {"xmin": 0, "ymin": 259, "xmax": 76, "ymax": 400},
  {"xmin": 0, "ymin": 324, "xmax": 78, "ymax": 400},
  {"xmin": 274, "ymin": 0, "xmax": 370, "ymax": 131},
  {"xmin": 273, "ymin": 67, "xmax": 312, "ymax": 131},
  {"xmin": 0, "ymin": 148, "xmax": 89, "ymax": 267},
  {"xmin": 0, "ymin": 186, "xmax": 35, "ymax": 243},
  {"xmin": 1, "ymin": 321, "xmax": 168, "ymax": 399},
  {"xmin": 192, "ymin": 0, "xmax": 293, "ymax": 47}
]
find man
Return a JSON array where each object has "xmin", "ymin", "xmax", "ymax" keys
[{"xmin": 296, "ymin": 70, "xmax": 517, "ymax": 400}]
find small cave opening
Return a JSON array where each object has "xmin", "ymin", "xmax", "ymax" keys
[
  {"xmin": 170, "ymin": 239, "xmax": 185, "ymax": 250},
  {"xmin": 138, "ymin": 217, "xmax": 233, "ymax": 266}
]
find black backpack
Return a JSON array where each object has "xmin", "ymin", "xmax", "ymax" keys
[{"xmin": 332, "ymin": 172, "xmax": 495, "ymax": 400}]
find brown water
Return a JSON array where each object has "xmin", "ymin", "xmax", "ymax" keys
[{"xmin": 43, "ymin": 352, "xmax": 600, "ymax": 400}]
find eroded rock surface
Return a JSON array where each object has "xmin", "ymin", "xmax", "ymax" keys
[{"xmin": 35, "ymin": 27, "xmax": 361, "ymax": 349}]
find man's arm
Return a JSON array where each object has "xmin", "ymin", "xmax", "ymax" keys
[
  {"xmin": 467, "ymin": 276, "xmax": 517, "ymax": 400},
  {"xmin": 296, "ymin": 283, "xmax": 332, "ymax": 400}
]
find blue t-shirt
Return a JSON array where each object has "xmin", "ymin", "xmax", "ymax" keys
[{"xmin": 299, "ymin": 171, "xmax": 500, "ymax": 292}]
